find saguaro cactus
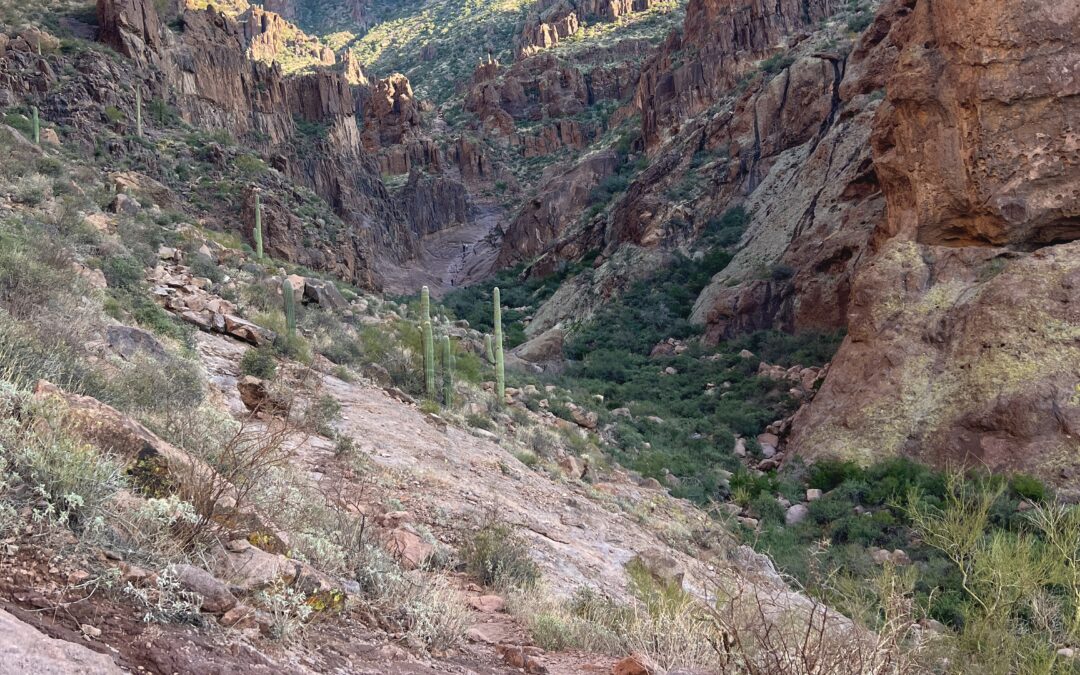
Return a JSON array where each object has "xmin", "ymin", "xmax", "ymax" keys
[
  {"xmin": 493, "ymin": 287, "xmax": 505, "ymax": 406},
  {"xmin": 282, "ymin": 278, "xmax": 296, "ymax": 337},
  {"xmin": 253, "ymin": 191, "xmax": 264, "ymax": 259},
  {"xmin": 484, "ymin": 333, "xmax": 494, "ymax": 364},
  {"xmin": 442, "ymin": 335, "xmax": 453, "ymax": 407},
  {"xmin": 135, "ymin": 86, "xmax": 143, "ymax": 138},
  {"xmin": 31, "ymin": 106, "xmax": 40, "ymax": 145},
  {"xmin": 421, "ymin": 286, "xmax": 435, "ymax": 397}
]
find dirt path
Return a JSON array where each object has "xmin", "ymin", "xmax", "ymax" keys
[{"xmin": 380, "ymin": 202, "xmax": 505, "ymax": 298}]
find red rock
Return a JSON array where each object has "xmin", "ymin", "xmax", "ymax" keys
[
  {"xmin": 612, "ymin": 652, "xmax": 660, "ymax": 675},
  {"xmin": 469, "ymin": 594, "xmax": 506, "ymax": 613},
  {"xmin": 385, "ymin": 528, "xmax": 433, "ymax": 570}
]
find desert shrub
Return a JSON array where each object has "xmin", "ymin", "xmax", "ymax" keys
[
  {"xmin": 102, "ymin": 254, "xmax": 144, "ymax": 289},
  {"xmin": 0, "ymin": 236, "xmax": 80, "ymax": 318},
  {"xmin": 304, "ymin": 394, "xmax": 341, "ymax": 436},
  {"xmin": 462, "ymin": 522, "xmax": 540, "ymax": 589},
  {"xmin": 0, "ymin": 389, "xmax": 124, "ymax": 531},
  {"xmin": 12, "ymin": 175, "xmax": 51, "ymax": 206},
  {"xmin": 513, "ymin": 450, "xmax": 539, "ymax": 468},
  {"xmin": 258, "ymin": 581, "xmax": 313, "ymax": 642},
  {"xmin": 808, "ymin": 459, "xmax": 864, "ymax": 491},
  {"xmin": 466, "ymin": 413, "xmax": 494, "ymax": 431},
  {"xmin": 1009, "ymin": 473, "xmax": 1048, "ymax": 502},
  {"xmin": 125, "ymin": 568, "xmax": 203, "ymax": 625},
  {"xmin": 356, "ymin": 322, "xmax": 423, "ymax": 396},
  {"xmin": 187, "ymin": 252, "xmax": 223, "ymax": 283},
  {"xmin": 405, "ymin": 576, "xmax": 471, "ymax": 650},
  {"xmin": 240, "ymin": 345, "xmax": 278, "ymax": 379},
  {"xmin": 750, "ymin": 493, "xmax": 785, "ymax": 526},
  {"xmin": 110, "ymin": 354, "xmax": 204, "ymax": 418}
]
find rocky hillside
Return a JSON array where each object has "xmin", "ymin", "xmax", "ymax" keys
[{"xmin": 3, "ymin": 0, "xmax": 1080, "ymax": 671}]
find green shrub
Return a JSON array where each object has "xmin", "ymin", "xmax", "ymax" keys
[
  {"xmin": 808, "ymin": 459, "xmax": 863, "ymax": 491},
  {"xmin": 461, "ymin": 522, "xmax": 539, "ymax": 589},
  {"xmin": 305, "ymin": 394, "xmax": 342, "ymax": 436},
  {"xmin": 102, "ymin": 254, "xmax": 144, "ymax": 289},
  {"xmin": 240, "ymin": 346, "xmax": 277, "ymax": 379},
  {"xmin": 2, "ymin": 392, "xmax": 124, "ymax": 531},
  {"xmin": 188, "ymin": 253, "xmax": 223, "ymax": 284},
  {"xmin": 1009, "ymin": 473, "xmax": 1048, "ymax": 502},
  {"xmin": 466, "ymin": 413, "xmax": 494, "ymax": 431},
  {"xmin": 750, "ymin": 493, "xmax": 785, "ymax": 526}
]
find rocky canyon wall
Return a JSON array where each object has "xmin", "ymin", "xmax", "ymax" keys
[
  {"xmin": 96, "ymin": 0, "xmax": 417, "ymax": 288},
  {"xmin": 788, "ymin": 0, "xmax": 1080, "ymax": 484}
]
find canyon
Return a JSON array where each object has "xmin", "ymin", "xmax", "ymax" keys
[{"xmin": 0, "ymin": 0, "xmax": 1078, "ymax": 670}]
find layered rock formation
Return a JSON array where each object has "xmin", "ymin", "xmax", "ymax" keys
[
  {"xmin": 788, "ymin": 0, "xmax": 1080, "ymax": 482},
  {"xmin": 499, "ymin": 150, "xmax": 620, "ymax": 265},
  {"xmin": 516, "ymin": 0, "xmax": 658, "ymax": 57},
  {"xmin": 95, "ymin": 0, "xmax": 415, "ymax": 287},
  {"xmin": 636, "ymin": 0, "xmax": 837, "ymax": 147}
]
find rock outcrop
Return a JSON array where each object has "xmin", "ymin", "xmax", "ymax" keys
[
  {"xmin": 636, "ymin": 0, "xmax": 838, "ymax": 147},
  {"xmin": 0, "ymin": 609, "xmax": 124, "ymax": 675},
  {"xmin": 788, "ymin": 0, "xmax": 1080, "ymax": 484},
  {"xmin": 498, "ymin": 150, "xmax": 619, "ymax": 266},
  {"xmin": 92, "ymin": 0, "xmax": 423, "ymax": 287},
  {"xmin": 516, "ymin": 0, "xmax": 658, "ymax": 57}
]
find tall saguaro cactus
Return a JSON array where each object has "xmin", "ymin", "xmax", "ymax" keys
[
  {"xmin": 31, "ymin": 106, "xmax": 40, "ymax": 145},
  {"xmin": 253, "ymin": 191, "xmax": 264, "ymax": 259},
  {"xmin": 493, "ymin": 287, "xmax": 505, "ymax": 406},
  {"xmin": 421, "ymin": 286, "xmax": 435, "ymax": 397},
  {"xmin": 134, "ymin": 86, "xmax": 143, "ymax": 138},
  {"xmin": 282, "ymin": 278, "xmax": 296, "ymax": 338},
  {"xmin": 442, "ymin": 335, "xmax": 453, "ymax": 407}
]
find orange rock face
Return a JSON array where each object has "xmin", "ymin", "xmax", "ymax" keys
[
  {"xmin": 788, "ymin": 0, "xmax": 1080, "ymax": 487},
  {"xmin": 871, "ymin": 0, "xmax": 1080, "ymax": 247}
]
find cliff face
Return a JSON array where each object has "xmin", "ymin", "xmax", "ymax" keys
[
  {"xmin": 510, "ymin": 0, "xmax": 877, "ymax": 332},
  {"xmin": 636, "ymin": 0, "xmax": 837, "ymax": 148},
  {"xmin": 96, "ymin": 0, "xmax": 416, "ymax": 287},
  {"xmin": 787, "ymin": 0, "xmax": 1080, "ymax": 483}
]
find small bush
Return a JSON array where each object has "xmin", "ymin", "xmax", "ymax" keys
[
  {"xmin": 1009, "ymin": 473, "xmax": 1048, "ymax": 502},
  {"xmin": 462, "ymin": 522, "xmax": 540, "ymax": 589},
  {"xmin": 102, "ymin": 254, "xmax": 144, "ymax": 289},
  {"xmin": 304, "ymin": 394, "xmax": 342, "ymax": 436},
  {"xmin": 240, "ymin": 346, "xmax": 278, "ymax": 379},
  {"xmin": 1, "ymin": 391, "xmax": 124, "ymax": 531}
]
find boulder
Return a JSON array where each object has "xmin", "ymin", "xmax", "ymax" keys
[
  {"xmin": 558, "ymin": 455, "xmax": 584, "ymax": 479},
  {"xmin": 385, "ymin": 528, "xmax": 432, "ymax": 570},
  {"xmin": 806, "ymin": 488, "xmax": 822, "ymax": 501},
  {"xmin": 469, "ymin": 594, "xmax": 506, "ymax": 613},
  {"xmin": 236, "ymin": 376, "xmax": 286, "ymax": 413},
  {"xmin": 109, "ymin": 193, "xmax": 141, "ymax": 215},
  {"xmin": 106, "ymin": 325, "xmax": 167, "ymax": 361},
  {"xmin": 613, "ymin": 652, "xmax": 661, "ymax": 675},
  {"xmin": 167, "ymin": 564, "xmax": 237, "ymax": 614},
  {"xmin": 212, "ymin": 539, "xmax": 324, "ymax": 594},
  {"xmin": 283, "ymin": 275, "xmax": 306, "ymax": 302},
  {"xmin": 303, "ymin": 278, "xmax": 347, "ymax": 310},
  {"xmin": 629, "ymin": 549, "xmax": 684, "ymax": 589},
  {"xmin": 785, "ymin": 504, "xmax": 809, "ymax": 526},
  {"xmin": 570, "ymin": 406, "xmax": 598, "ymax": 430}
]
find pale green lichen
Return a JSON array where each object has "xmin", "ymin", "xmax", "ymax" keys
[{"xmin": 803, "ymin": 245, "xmax": 1080, "ymax": 467}]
